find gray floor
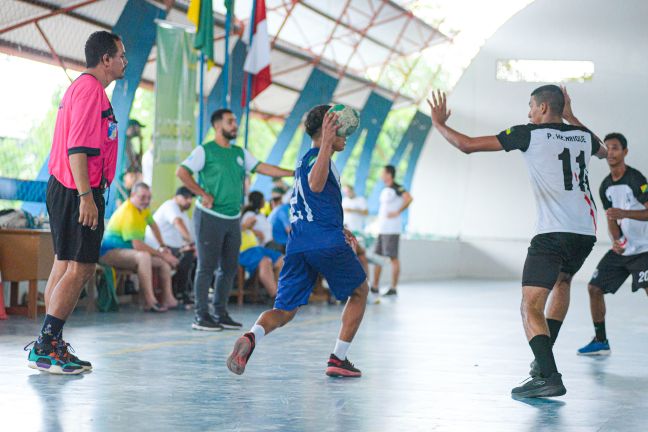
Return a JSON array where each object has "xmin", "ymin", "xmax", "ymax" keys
[{"xmin": 1, "ymin": 279, "xmax": 648, "ymax": 432}]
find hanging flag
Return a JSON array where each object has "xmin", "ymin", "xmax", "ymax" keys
[
  {"xmin": 242, "ymin": 0, "xmax": 271, "ymax": 105},
  {"xmin": 187, "ymin": 0, "xmax": 214, "ymax": 64}
]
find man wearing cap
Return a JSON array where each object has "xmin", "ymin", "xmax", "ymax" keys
[
  {"xmin": 177, "ymin": 108, "xmax": 294, "ymax": 331},
  {"xmin": 145, "ymin": 186, "xmax": 197, "ymax": 305},
  {"xmin": 125, "ymin": 118, "xmax": 145, "ymax": 173}
]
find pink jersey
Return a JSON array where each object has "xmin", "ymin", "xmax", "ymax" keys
[{"xmin": 48, "ymin": 74, "xmax": 118, "ymax": 190}]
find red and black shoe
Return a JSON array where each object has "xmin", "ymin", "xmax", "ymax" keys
[
  {"xmin": 226, "ymin": 332, "xmax": 255, "ymax": 375},
  {"xmin": 326, "ymin": 354, "xmax": 362, "ymax": 378}
]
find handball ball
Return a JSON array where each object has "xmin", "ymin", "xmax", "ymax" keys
[{"xmin": 328, "ymin": 104, "xmax": 360, "ymax": 137}]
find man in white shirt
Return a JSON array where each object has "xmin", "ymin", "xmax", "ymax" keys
[
  {"xmin": 342, "ymin": 185, "xmax": 368, "ymax": 233},
  {"xmin": 372, "ymin": 165, "xmax": 413, "ymax": 296},
  {"xmin": 428, "ymin": 85, "xmax": 606, "ymax": 398},
  {"xmin": 146, "ymin": 187, "xmax": 196, "ymax": 304}
]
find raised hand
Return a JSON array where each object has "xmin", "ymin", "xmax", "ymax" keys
[
  {"xmin": 427, "ymin": 90, "xmax": 452, "ymax": 127},
  {"xmin": 560, "ymin": 85, "xmax": 576, "ymax": 122},
  {"xmin": 320, "ymin": 112, "xmax": 340, "ymax": 153}
]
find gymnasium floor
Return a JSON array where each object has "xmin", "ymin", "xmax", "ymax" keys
[{"xmin": 1, "ymin": 279, "xmax": 647, "ymax": 431}]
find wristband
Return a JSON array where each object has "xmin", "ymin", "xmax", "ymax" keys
[{"xmin": 78, "ymin": 190, "xmax": 91, "ymax": 197}]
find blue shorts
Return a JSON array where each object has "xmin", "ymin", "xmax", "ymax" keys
[
  {"xmin": 239, "ymin": 246, "xmax": 282, "ymax": 274},
  {"xmin": 274, "ymin": 245, "xmax": 367, "ymax": 311}
]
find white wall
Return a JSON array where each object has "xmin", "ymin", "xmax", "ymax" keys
[
  {"xmin": 410, "ymin": 0, "xmax": 648, "ymax": 245},
  {"xmin": 393, "ymin": 239, "xmax": 611, "ymax": 284}
]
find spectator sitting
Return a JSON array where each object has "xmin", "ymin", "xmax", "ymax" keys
[
  {"xmin": 145, "ymin": 186, "xmax": 197, "ymax": 306},
  {"xmin": 267, "ymin": 187, "xmax": 291, "ymax": 253},
  {"xmin": 239, "ymin": 228, "xmax": 283, "ymax": 298},
  {"xmin": 100, "ymin": 182, "xmax": 179, "ymax": 312},
  {"xmin": 241, "ymin": 191, "xmax": 273, "ymax": 246},
  {"xmin": 342, "ymin": 185, "xmax": 370, "ymax": 274}
]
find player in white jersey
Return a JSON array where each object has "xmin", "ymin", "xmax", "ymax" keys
[
  {"xmin": 577, "ymin": 133, "xmax": 648, "ymax": 356},
  {"xmin": 428, "ymin": 85, "xmax": 607, "ymax": 398}
]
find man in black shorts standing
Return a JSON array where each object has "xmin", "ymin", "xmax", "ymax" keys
[
  {"xmin": 428, "ymin": 85, "xmax": 606, "ymax": 398},
  {"xmin": 577, "ymin": 133, "xmax": 648, "ymax": 355},
  {"xmin": 25, "ymin": 31, "xmax": 126, "ymax": 374}
]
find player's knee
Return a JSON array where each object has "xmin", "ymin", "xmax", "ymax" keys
[
  {"xmin": 68, "ymin": 262, "xmax": 95, "ymax": 283},
  {"xmin": 354, "ymin": 281, "xmax": 369, "ymax": 299},
  {"xmin": 588, "ymin": 284, "xmax": 603, "ymax": 296}
]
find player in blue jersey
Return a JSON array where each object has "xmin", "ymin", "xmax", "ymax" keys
[{"xmin": 227, "ymin": 105, "xmax": 369, "ymax": 378}]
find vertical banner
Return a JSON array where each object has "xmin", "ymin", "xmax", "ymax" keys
[{"xmin": 152, "ymin": 24, "xmax": 197, "ymax": 210}]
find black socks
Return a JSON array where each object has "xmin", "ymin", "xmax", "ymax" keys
[
  {"xmin": 547, "ymin": 319, "xmax": 563, "ymax": 346},
  {"xmin": 37, "ymin": 314, "xmax": 65, "ymax": 346},
  {"xmin": 529, "ymin": 335, "xmax": 558, "ymax": 377},
  {"xmin": 594, "ymin": 321, "xmax": 606, "ymax": 341}
]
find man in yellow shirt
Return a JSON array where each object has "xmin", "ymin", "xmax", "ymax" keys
[{"xmin": 100, "ymin": 183, "xmax": 179, "ymax": 312}]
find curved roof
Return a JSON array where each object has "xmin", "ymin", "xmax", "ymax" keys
[{"xmin": 1, "ymin": 0, "xmax": 449, "ymax": 116}]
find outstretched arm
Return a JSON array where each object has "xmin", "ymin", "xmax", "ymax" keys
[
  {"xmin": 255, "ymin": 163, "xmax": 294, "ymax": 178},
  {"xmin": 561, "ymin": 85, "xmax": 607, "ymax": 159},
  {"xmin": 427, "ymin": 90, "xmax": 503, "ymax": 154}
]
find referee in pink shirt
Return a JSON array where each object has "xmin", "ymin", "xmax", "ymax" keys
[{"xmin": 25, "ymin": 31, "xmax": 127, "ymax": 375}]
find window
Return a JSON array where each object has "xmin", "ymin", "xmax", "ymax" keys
[{"xmin": 496, "ymin": 59, "xmax": 594, "ymax": 83}]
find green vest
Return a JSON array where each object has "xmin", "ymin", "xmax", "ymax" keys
[{"xmin": 196, "ymin": 142, "xmax": 256, "ymax": 218}]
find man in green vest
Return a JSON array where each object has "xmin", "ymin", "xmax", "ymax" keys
[{"xmin": 177, "ymin": 109, "xmax": 293, "ymax": 331}]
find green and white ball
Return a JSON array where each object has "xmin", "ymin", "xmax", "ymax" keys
[{"xmin": 328, "ymin": 104, "xmax": 360, "ymax": 137}]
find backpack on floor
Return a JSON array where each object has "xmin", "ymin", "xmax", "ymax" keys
[{"xmin": 96, "ymin": 265, "xmax": 119, "ymax": 312}]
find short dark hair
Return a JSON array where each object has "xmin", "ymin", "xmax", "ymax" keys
[
  {"xmin": 211, "ymin": 109, "xmax": 233, "ymax": 126},
  {"xmin": 604, "ymin": 132, "xmax": 628, "ymax": 149},
  {"xmin": 530, "ymin": 84, "xmax": 564, "ymax": 115},
  {"xmin": 85, "ymin": 31, "xmax": 121, "ymax": 68},
  {"xmin": 384, "ymin": 165, "xmax": 396, "ymax": 178},
  {"xmin": 305, "ymin": 105, "xmax": 332, "ymax": 137},
  {"xmin": 243, "ymin": 191, "xmax": 265, "ymax": 214},
  {"xmin": 131, "ymin": 182, "xmax": 150, "ymax": 194},
  {"xmin": 175, "ymin": 186, "xmax": 195, "ymax": 198}
]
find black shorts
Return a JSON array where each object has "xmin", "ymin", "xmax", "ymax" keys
[
  {"xmin": 522, "ymin": 232, "xmax": 596, "ymax": 289},
  {"xmin": 46, "ymin": 176, "xmax": 105, "ymax": 263},
  {"xmin": 589, "ymin": 250, "xmax": 648, "ymax": 294}
]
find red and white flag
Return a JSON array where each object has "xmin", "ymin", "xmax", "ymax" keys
[{"xmin": 242, "ymin": 0, "xmax": 271, "ymax": 105}]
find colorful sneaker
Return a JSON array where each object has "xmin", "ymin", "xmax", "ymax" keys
[
  {"xmin": 577, "ymin": 338, "xmax": 611, "ymax": 356},
  {"xmin": 326, "ymin": 354, "xmax": 362, "ymax": 378},
  {"xmin": 227, "ymin": 333, "xmax": 255, "ymax": 375},
  {"xmin": 25, "ymin": 340, "xmax": 84, "ymax": 375},
  {"xmin": 217, "ymin": 312, "xmax": 242, "ymax": 329},
  {"xmin": 58, "ymin": 340, "xmax": 92, "ymax": 372},
  {"xmin": 511, "ymin": 373, "xmax": 566, "ymax": 398}
]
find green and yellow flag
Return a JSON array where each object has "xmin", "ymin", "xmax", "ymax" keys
[{"xmin": 187, "ymin": 0, "xmax": 214, "ymax": 63}]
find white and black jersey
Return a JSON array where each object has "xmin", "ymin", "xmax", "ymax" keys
[
  {"xmin": 600, "ymin": 166, "xmax": 648, "ymax": 256},
  {"xmin": 497, "ymin": 123, "xmax": 601, "ymax": 236}
]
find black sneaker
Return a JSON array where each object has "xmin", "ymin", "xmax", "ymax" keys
[
  {"xmin": 192, "ymin": 314, "xmax": 223, "ymax": 331},
  {"xmin": 326, "ymin": 354, "xmax": 362, "ymax": 378},
  {"xmin": 383, "ymin": 288, "xmax": 397, "ymax": 296},
  {"xmin": 511, "ymin": 373, "xmax": 566, "ymax": 398},
  {"xmin": 529, "ymin": 359, "xmax": 541, "ymax": 378},
  {"xmin": 217, "ymin": 312, "xmax": 242, "ymax": 329},
  {"xmin": 370, "ymin": 287, "xmax": 380, "ymax": 294},
  {"xmin": 227, "ymin": 332, "xmax": 255, "ymax": 375}
]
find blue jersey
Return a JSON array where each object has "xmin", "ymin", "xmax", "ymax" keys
[
  {"xmin": 286, "ymin": 147, "xmax": 347, "ymax": 254},
  {"xmin": 268, "ymin": 203, "xmax": 290, "ymax": 245}
]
